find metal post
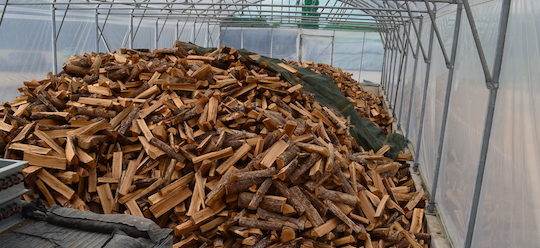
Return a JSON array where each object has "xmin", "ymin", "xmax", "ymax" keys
[
  {"xmin": 428, "ymin": 3, "xmax": 463, "ymax": 212},
  {"xmin": 413, "ymin": 19, "xmax": 435, "ymax": 172},
  {"xmin": 330, "ymin": 31, "xmax": 335, "ymax": 66},
  {"xmin": 405, "ymin": 16, "xmax": 424, "ymax": 139},
  {"xmin": 330, "ymin": 31, "xmax": 336, "ymax": 66},
  {"xmin": 392, "ymin": 27, "xmax": 408, "ymax": 109},
  {"xmin": 174, "ymin": 20, "xmax": 178, "ymax": 41},
  {"xmin": 462, "ymin": 0, "xmax": 494, "ymax": 87},
  {"xmin": 50, "ymin": 0, "xmax": 57, "ymax": 74},
  {"xmin": 386, "ymin": 32, "xmax": 395, "ymax": 97},
  {"xmin": 192, "ymin": 22, "xmax": 195, "ymax": 43},
  {"xmin": 95, "ymin": 10, "xmax": 99, "ymax": 53},
  {"xmin": 398, "ymin": 22, "xmax": 413, "ymax": 123},
  {"xmin": 129, "ymin": 14, "xmax": 133, "ymax": 49},
  {"xmin": 422, "ymin": 1, "xmax": 451, "ymax": 67},
  {"xmin": 269, "ymin": 28, "xmax": 274, "ymax": 58},
  {"xmin": 154, "ymin": 18, "xmax": 159, "ymax": 49},
  {"xmin": 397, "ymin": 48, "xmax": 409, "ymax": 121},
  {"xmin": 380, "ymin": 43, "xmax": 388, "ymax": 86},
  {"xmin": 359, "ymin": 32, "xmax": 366, "ymax": 82},
  {"xmin": 389, "ymin": 31, "xmax": 400, "ymax": 105},
  {"xmin": 205, "ymin": 22, "xmax": 209, "ymax": 47},
  {"xmin": 385, "ymin": 30, "xmax": 394, "ymax": 96},
  {"xmin": 381, "ymin": 32, "xmax": 388, "ymax": 88},
  {"xmin": 240, "ymin": 28, "xmax": 244, "ymax": 49},
  {"xmin": 297, "ymin": 31, "xmax": 301, "ymax": 62},
  {"xmin": 464, "ymin": 0, "xmax": 511, "ymax": 247},
  {"xmin": 387, "ymin": 31, "xmax": 394, "ymax": 100}
]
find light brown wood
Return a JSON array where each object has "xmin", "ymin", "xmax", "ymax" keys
[
  {"xmin": 111, "ymin": 151, "xmax": 123, "ymax": 179},
  {"xmin": 259, "ymin": 140, "xmax": 289, "ymax": 168},
  {"xmin": 150, "ymin": 187, "xmax": 192, "ymax": 218},
  {"xmin": 192, "ymin": 147, "xmax": 233, "ymax": 163},
  {"xmin": 118, "ymin": 160, "xmax": 138, "ymax": 196},
  {"xmin": 8, "ymin": 44, "xmax": 426, "ymax": 247},
  {"xmin": 96, "ymin": 183, "xmax": 114, "ymax": 214},
  {"xmin": 38, "ymin": 169, "xmax": 75, "ymax": 200},
  {"xmin": 9, "ymin": 143, "xmax": 51, "ymax": 155},
  {"xmin": 24, "ymin": 152, "xmax": 66, "ymax": 170},
  {"xmin": 216, "ymin": 143, "xmax": 251, "ymax": 174},
  {"xmin": 312, "ymin": 218, "xmax": 339, "ymax": 237}
]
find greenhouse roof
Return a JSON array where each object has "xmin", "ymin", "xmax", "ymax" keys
[{"xmin": 1, "ymin": 0, "xmax": 455, "ymax": 32}]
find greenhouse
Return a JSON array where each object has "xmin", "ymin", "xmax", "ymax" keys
[{"xmin": 0, "ymin": 0, "xmax": 536, "ymax": 248}]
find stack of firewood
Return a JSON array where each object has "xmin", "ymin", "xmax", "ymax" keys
[
  {"xmin": 289, "ymin": 61, "xmax": 393, "ymax": 134},
  {"xmin": 1, "ymin": 43, "xmax": 428, "ymax": 247}
]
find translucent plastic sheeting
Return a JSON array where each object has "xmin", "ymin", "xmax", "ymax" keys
[
  {"xmin": 157, "ymin": 21, "xmax": 179, "ymax": 49},
  {"xmin": 405, "ymin": 16, "xmax": 429, "ymax": 144},
  {"xmin": 220, "ymin": 27, "xmax": 242, "ymax": 49},
  {"xmin": 333, "ymin": 31, "xmax": 365, "ymax": 71},
  {"xmin": 434, "ymin": 1, "xmax": 501, "ymax": 247},
  {"xmin": 472, "ymin": 0, "xmax": 540, "ymax": 247},
  {"xmin": 398, "ymin": 29, "xmax": 417, "ymax": 132},
  {"xmin": 242, "ymin": 29, "xmax": 272, "ymax": 57},
  {"xmin": 362, "ymin": 32, "xmax": 384, "ymax": 73},
  {"xmin": 194, "ymin": 22, "xmax": 209, "ymax": 46},
  {"xmin": 394, "ymin": 34, "xmax": 414, "ymax": 125},
  {"xmin": 300, "ymin": 34, "xmax": 333, "ymax": 65},
  {"xmin": 219, "ymin": 28, "xmax": 383, "ymax": 80},
  {"xmin": 417, "ymin": 5, "xmax": 456, "ymax": 194},
  {"xmin": 271, "ymin": 29, "xmax": 297, "ymax": 60},
  {"xmin": 0, "ymin": 5, "xmax": 52, "ymax": 102}
]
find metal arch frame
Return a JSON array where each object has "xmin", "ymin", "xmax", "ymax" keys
[{"xmin": 0, "ymin": 0, "xmax": 513, "ymax": 247}]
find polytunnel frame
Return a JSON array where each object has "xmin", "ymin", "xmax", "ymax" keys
[{"xmin": 0, "ymin": 0, "xmax": 512, "ymax": 247}]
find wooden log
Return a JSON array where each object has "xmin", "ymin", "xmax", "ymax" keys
[
  {"xmin": 96, "ymin": 183, "xmax": 114, "ymax": 214},
  {"xmin": 24, "ymin": 152, "xmax": 66, "ymax": 170},
  {"xmin": 290, "ymin": 186, "xmax": 324, "ymax": 226},
  {"xmin": 149, "ymin": 137, "xmax": 185, "ymax": 161},
  {"xmin": 316, "ymin": 186, "xmax": 358, "ymax": 206},
  {"xmin": 324, "ymin": 199, "xmax": 364, "ymax": 233},
  {"xmin": 248, "ymin": 178, "xmax": 272, "ymax": 210},
  {"xmin": 216, "ymin": 143, "xmax": 251, "ymax": 174},
  {"xmin": 273, "ymin": 180, "xmax": 305, "ymax": 215},
  {"xmin": 192, "ymin": 147, "xmax": 233, "ymax": 163},
  {"xmin": 38, "ymin": 169, "xmax": 75, "ymax": 200},
  {"xmin": 238, "ymin": 217, "xmax": 282, "ymax": 231},
  {"xmin": 150, "ymin": 187, "xmax": 192, "ymax": 218},
  {"xmin": 256, "ymin": 208, "xmax": 304, "ymax": 230},
  {"xmin": 238, "ymin": 192, "xmax": 284, "ymax": 213},
  {"xmin": 259, "ymin": 140, "xmax": 289, "ymax": 168},
  {"xmin": 280, "ymin": 226, "xmax": 296, "ymax": 243},
  {"xmin": 312, "ymin": 218, "xmax": 339, "ymax": 237}
]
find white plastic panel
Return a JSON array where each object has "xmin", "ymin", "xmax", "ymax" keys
[
  {"xmin": 435, "ymin": 1, "xmax": 501, "ymax": 247},
  {"xmin": 300, "ymin": 34, "xmax": 333, "ymax": 64},
  {"xmin": 193, "ymin": 22, "xmax": 208, "ymax": 46},
  {"xmin": 472, "ymin": 0, "xmax": 540, "ymax": 247},
  {"xmin": 399, "ymin": 28, "xmax": 418, "ymax": 131},
  {"xmin": 178, "ymin": 22, "xmax": 195, "ymax": 43},
  {"xmin": 0, "ymin": 5, "xmax": 52, "ymax": 102},
  {"xmin": 220, "ymin": 27, "xmax": 242, "ymax": 48},
  {"xmin": 271, "ymin": 29, "xmax": 297, "ymax": 60},
  {"xmin": 242, "ymin": 28, "xmax": 272, "ymax": 57},
  {"xmin": 406, "ymin": 16, "xmax": 429, "ymax": 144},
  {"xmin": 417, "ymin": 6, "xmax": 456, "ymax": 192},
  {"xmin": 333, "ymin": 31, "xmax": 364, "ymax": 71}
]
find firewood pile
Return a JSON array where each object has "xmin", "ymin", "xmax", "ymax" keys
[
  {"xmin": 289, "ymin": 61, "xmax": 393, "ymax": 134},
  {"xmin": 2, "ymin": 43, "xmax": 428, "ymax": 247}
]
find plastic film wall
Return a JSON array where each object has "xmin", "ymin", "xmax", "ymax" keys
[
  {"xmin": 219, "ymin": 27, "xmax": 384, "ymax": 83},
  {"xmin": 0, "ymin": 6, "xmax": 219, "ymax": 103},
  {"xmin": 388, "ymin": 0, "xmax": 540, "ymax": 247}
]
